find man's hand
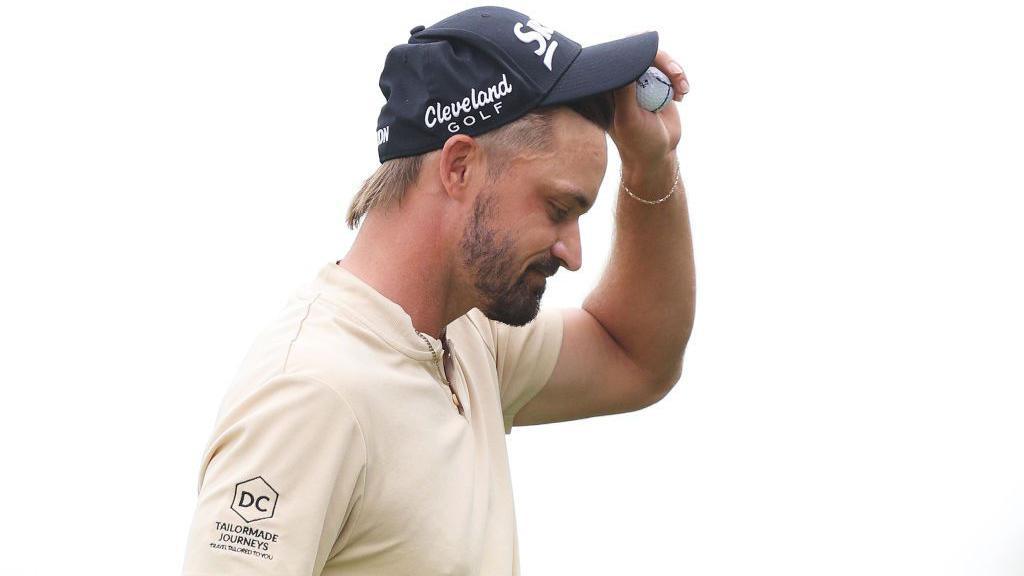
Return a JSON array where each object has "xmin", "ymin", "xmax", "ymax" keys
[{"xmin": 608, "ymin": 45, "xmax": 689, "ymax": 168}]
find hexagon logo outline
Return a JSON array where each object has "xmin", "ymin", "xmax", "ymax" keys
[{"xmin": 231, "ymin": 476, "xmax": 279, "ymax": 523}]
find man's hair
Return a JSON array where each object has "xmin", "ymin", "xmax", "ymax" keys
[{"xmin": 345, "ymin": 91, "xmax": 616, "ymax": 229}]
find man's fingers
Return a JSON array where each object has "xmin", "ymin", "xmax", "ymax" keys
[{"xmin": 651, "ymin": 49, "xmax": 689, "ymax": 101}]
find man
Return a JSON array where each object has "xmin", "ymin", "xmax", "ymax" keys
[{"xmin": 181, "ymin": 6, "xmax": 694, "ymax": 575}]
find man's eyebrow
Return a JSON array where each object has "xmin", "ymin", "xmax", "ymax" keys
[{"xmin": 554, "ymin": 185, "xmax": 593, "ymax": 213}]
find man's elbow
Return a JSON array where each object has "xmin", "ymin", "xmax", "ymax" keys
[{"xmin": 644, "ymin": 355, "xmax": 685, "ymax": 406}]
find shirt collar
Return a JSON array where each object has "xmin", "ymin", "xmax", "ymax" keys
[{"xmin": 311, "ymin": 260, "xmax": 446, "ymax": 361}]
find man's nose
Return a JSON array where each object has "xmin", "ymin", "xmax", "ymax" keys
[{"xmin": 551, "ymin": 223, "xmax": 582, "ymax": 272}]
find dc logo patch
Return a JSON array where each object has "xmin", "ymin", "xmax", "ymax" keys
[{"xmin": 231, "ymin": 476, "xmax": 279, "ymax": 523}]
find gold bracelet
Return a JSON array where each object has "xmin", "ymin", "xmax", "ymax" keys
[{"xmin": 620, "ymin": 159, "xmax": 680, "ymax": 205}]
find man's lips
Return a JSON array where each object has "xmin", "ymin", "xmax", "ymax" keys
[{"xmin": 521, "ymin": 270, "xmax": 547, "ymax": 289}]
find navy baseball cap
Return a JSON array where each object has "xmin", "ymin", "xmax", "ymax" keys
[{"xmin": 375, "ymin": 6, "xmax": 658, "ymax": 163}]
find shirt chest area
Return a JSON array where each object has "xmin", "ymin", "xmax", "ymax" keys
[{"xmin": 336, "ymin": 337, "xmax": 516, "ymax": 572}]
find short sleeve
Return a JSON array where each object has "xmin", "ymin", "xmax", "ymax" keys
[
  {"xmin": 181, "ymin": 374, "xmax": 367, "ymax": 576},
  {"xmin": 489, "ymin": 306, "xmax": 565, "ymax": 435}
]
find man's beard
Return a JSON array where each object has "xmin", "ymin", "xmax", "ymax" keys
[{"xmin": 460, "ymin": 190, "xmax": 560, "ymax": 327}]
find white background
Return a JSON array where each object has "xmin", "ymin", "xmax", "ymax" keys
[{"xmin": 2, "ymin": 1, "xmax": 1022, "ymax": 574}]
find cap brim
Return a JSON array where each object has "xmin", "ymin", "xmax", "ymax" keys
[{"xmin": 539, "ymin": 30, "xmax": 658, "ymax": 107}]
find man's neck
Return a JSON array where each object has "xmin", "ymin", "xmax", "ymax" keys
[{"xmin": 337, "ymin": 208, "xmax": 472, "ymax": 342}]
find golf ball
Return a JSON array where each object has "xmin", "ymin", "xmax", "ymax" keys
[{"xmin": 635, "ymin": 66, "xmax": 673, "ymax": 112}]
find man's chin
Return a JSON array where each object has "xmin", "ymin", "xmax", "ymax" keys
[
  {"xmin": 484, "ymin": 309, "xmax": 539, "ymax": 327},
  {"xmin": 481, "ymin": 283, "xmax": 543, "ymax": 327}
]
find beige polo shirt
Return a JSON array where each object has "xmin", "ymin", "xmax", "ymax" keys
[{"xmin": 181, "ymin": 259, "xmax": 564, "ymax": 575}]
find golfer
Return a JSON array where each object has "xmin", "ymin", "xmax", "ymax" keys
[{"xmin": 181, "ymin": 6, "xmax": 694, "ymax": 575}]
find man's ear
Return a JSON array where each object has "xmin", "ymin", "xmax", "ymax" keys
[{"xmin": 438, "ymin": 135, "xmax": 484, "ymax": 202}]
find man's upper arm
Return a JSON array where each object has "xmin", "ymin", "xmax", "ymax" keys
[
  {"xmin": 181, "ymin": 374, "xmax": 367, "ymax": 576},
  {"xmin": 511, "ymin": 307, "xmax": 660, "ymax": 429}
]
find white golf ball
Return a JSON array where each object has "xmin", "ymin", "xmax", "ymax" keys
[{"xmin": 635, "ymin": 66, "xmax": 674, "ymax": 112}]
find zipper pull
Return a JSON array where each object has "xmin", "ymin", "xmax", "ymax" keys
[{"xmin": 415, "ymin": 331, "xmax": 462, "ymax": 414}]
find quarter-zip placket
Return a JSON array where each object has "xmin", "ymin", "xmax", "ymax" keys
[{"xmin": 415, "ymin": 331, "xmax": 464, "ymax": 415}]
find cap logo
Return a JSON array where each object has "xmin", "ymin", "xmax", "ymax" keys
[
  {"xmin": 424, "ymin": 73, "xmax": 513, "ymax": 134},
  {"xmin": 513, "ymin": 19, "xmax": 558, "ymax": 71}
]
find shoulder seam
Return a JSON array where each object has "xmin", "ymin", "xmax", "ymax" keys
[
  {"xmin": 465, "ymin": 308, "xmax": 497, "ymax": 362},
  {"xmin": 282, "ymin": 293, "xmax": 321, "ymax": 373}
]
